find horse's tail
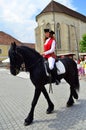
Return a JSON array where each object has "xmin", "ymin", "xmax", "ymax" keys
[
  {"xmin": 71, "ymin": 62, "xmax": 80, "ymax": 99},
  {"xmin": 61, "ymin": 58, "xmax": 80, "ymax": 91},
  {"xmin": 62, "ymin": 58, "xmax": 80, "ymax": 99},
  {"xmin": 70, "ymin": 59, "xmax": 80, "ymax": 91}
]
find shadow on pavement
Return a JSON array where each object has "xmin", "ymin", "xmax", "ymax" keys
[{"xmin": 34, "ymin": 99, "xmax": 86, "ymax": 130}]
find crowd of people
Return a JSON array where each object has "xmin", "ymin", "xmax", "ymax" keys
[{"xmin": 75, "ymin": 56, "xmax": 86, "ymax": 79}]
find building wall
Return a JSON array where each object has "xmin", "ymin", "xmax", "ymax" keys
[
  {"xmin": 80, "ymin": 21, "xmax": 86, "ymax": 39},
  {"xmin": 35, "ymin": 12, "xmax": 55, "ymax": 53},
  {"xmin": 0, "ymin": 45, "xmax": 9, "ymax": 61},
  {"xmin": 35, "ymin": 12, "xmax": 86, "ymax": 56}
]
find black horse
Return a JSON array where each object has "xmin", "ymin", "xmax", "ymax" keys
[{"xmin": 9, "ymin": 42, "xmax": 80, "ymax": 126}]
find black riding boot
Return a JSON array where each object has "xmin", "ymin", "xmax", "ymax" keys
[{"xmin": 51, "ymin": 67, "xmax": 60, "ymax": 85}]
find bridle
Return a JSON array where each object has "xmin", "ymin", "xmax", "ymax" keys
[{"xmin": 15, "ymin": 51, "xmax": 43, "ymax": 71}]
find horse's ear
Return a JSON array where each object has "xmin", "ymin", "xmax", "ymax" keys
[{"xmin": 11, "ymin": 42, "xmax": 16, "ymax": 51}]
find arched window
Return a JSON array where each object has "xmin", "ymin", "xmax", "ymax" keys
[
  {"xmin": 46, "ymin": 23, "xmax": 51, "ymax": 29},
  {"xmin": 56, "ymin": 23, "xmax": 61, "ymax": 49}
]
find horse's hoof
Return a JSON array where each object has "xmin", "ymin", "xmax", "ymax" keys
[
  {"xmin": 66, "ymin": 98, "xmax": 74, "ymax": 107},
  {"xmin": 24, "ymin": 118, "xmax": 33, "ymax": 126},
  {"xmin": 46, "ymin": 104, "xmax": 54, "ymax": 114},
  {"xmin": 24, "ymin": 121, "xmax": 32, "ymax": 126},
  {"xmin": 66, "ymin": 101, "xmax": 74, "ymax": 107},
  {"xmin": 73, "ymin": 93, "xmax": 78, "ymax": 99},
  {"xmin": 66, "ymin": 103, "xmax": 73, "ymax": 107}
]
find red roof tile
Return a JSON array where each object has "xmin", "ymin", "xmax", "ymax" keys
[
  {"xmin": 0, "ymin": 31, "xmax": 21, "ymax": 45},
  {"xmin": 0, "ymin": 31, "xmax": 35, "ymax": 49}
]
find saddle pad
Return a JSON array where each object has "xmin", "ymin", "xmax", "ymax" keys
[{"xmin": 56, "ymin": 60, "xmax": 66, "ymax": 75}]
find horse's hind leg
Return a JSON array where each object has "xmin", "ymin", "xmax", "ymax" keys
[
  {"xmin": 67, "ymin": 86, "xmax": 74, "ymax": 107},
  {"xmin": 71, "ymin": 86, "xmax": 78, "ymax": 99},
  {"xmin": 65, "ymin": 76, "xmax": 78, "ymax": 107},
  {"xmin": 67, "ymin": 85, "xmax": 78, "ymax": 107},
  {"xmin": 41, "ymin": 86, "xmax": 54, "ymax": 114}
]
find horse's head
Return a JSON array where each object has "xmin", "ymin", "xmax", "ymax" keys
[{"xmin": 9, "ymin": 42, "xmax": 24, "ymax": 76}]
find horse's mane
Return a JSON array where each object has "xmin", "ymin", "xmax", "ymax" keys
[{"xmin": 17, "ymin": 45, "xmax": 43, "ymax": 59}]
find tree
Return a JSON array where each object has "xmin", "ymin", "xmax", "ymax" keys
[{"xmin": 79, "ymin": 34, "xmax": 86, "ymax": 52}]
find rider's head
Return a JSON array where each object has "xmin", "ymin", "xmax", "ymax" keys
[
  {"xmin": 44, "ymin": 29, "xmax": 55, "ymax": 38},
  {"xmin": 44, "ymin": 29, "xmax": 50, "ymax": 38}
]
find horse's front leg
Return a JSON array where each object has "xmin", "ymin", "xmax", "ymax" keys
[
  {"xmin": 41, "ymin": 86, "xmax": 54, "ymax": 114},
  {"xmin": 24, "ymin": 88, "xmax": 41, "ymax": 126}
]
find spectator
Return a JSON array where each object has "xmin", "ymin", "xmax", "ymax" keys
[{"xmin": 84, "ymin": 56, "xmax": 86, "ymax": 76}]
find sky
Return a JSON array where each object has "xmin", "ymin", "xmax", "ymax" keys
[{"xmin": 0, "ymin": 0, "xmax": 86, "ymax": 43}]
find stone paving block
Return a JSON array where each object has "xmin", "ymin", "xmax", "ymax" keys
[{"xmin": 0, "ymin": 70, "xmax": 86, "ymax": 130}]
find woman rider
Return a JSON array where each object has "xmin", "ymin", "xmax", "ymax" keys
[{"xmin": 43, "ymin": 29, "xmax": 60, "ymax": 84}]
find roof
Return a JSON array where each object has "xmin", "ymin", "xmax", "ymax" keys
[
  {"xmin": 36, "ymin": 0, "xmax": 86, "ymax": 22},
  {"xmin": 0, "ymin": 31, "xmax": 22, "ymax": 45},
  {"xmin": 0, "ymin": 31, "xmax": 35, "ymax": 49}
]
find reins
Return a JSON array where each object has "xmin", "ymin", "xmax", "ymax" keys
[
  {"xmin": 17, "ymin": 50, "xmax": 53, "ymax": 93},
  {"xmin": 16, "ymin": 50, "xmax": 42, "ymax": 70}
]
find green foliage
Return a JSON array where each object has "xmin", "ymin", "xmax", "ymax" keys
[{"xmin": 79, "ymin": 34, "xmax": 86, "ymax": 52}]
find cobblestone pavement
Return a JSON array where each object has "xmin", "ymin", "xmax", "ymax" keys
[{"xmin": 0, "ymin": 69, "xmax": 86, "ymax": 130}]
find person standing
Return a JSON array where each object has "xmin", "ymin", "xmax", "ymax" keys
[
  {"xmin": 84, "ymin": 56, "xmax": 86, "ymax": 76},
  {"xmin": 43, "ymin": 29, "xmax": 60, "ymax": 84}
]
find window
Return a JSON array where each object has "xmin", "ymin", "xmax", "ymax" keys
[
  {"xmin": 56, "ymin": 23, "xmax": 61, "ymax": 49},
  {"xmin": 46, "ymin": 23, "xmax": 51, "ymax": 29}
]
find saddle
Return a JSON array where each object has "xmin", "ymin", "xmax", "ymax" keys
[{"xmin": 44, "ymin": 58, "xmax": 66, "ymax": 76}]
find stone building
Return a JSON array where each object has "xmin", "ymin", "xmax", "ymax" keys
[
  {"xmin": 35, "ymin": 0, "xmax": 86, "ymax": 58},
  {"xmin": 0, "ymin": 31, "xmax": 21, "ymax": 61},
  {"xmin": 0, "ymin": 31, "xmax": 35, "ymax": 61}
]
